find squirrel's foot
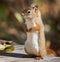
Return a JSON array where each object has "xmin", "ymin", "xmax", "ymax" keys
[{"xmin": 35, "ymin": 56, "xmax": 43, "ymax": 60}]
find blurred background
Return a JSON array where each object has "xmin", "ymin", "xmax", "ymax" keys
[{"xmin": 0, "ymin": 0, "xmax": 60, "ymax": 56}]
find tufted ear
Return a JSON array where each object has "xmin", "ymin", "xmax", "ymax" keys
[
  {"xmin": 31, "ymin": 4, "xmax": 38, "ymax": 11},
  {"xmin": 35, "ymin": 5, "xmax": 38, "ymax": 9},
  {"xmin": 35, "ymin": 5, "xmax": 38, "ymax": 11}
]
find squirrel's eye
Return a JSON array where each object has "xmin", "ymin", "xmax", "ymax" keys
[{"xmin": 27, "ymin": 10, "xmax": 31, "ymax": 14}]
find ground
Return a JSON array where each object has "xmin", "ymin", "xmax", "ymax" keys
[{"xmin": 0, "ymin": 45, "xmax": 60, "ymax": 62}]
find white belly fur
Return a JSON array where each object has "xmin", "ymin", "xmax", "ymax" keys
[{"xmin": 25, "ymin": 31, "xmax": 39, "ymax": 56}]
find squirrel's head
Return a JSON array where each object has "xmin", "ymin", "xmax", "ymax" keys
[{"xmin": 22, "ymin": 4, "xmax": 40, "ymax": 21}]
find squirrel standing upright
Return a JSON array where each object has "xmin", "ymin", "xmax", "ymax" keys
[{"xmin": 22, "ymin": 4, "xmax": 56, "ymax": 59}]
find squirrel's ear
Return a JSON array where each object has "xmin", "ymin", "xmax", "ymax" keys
[
  {"xmin": 35, "ymin": 5, "xmax": 38, "ymax": 9},
  {"xmin": 35, "ymin": 5, "xmax": 38, "ymax": 11},
  {"xmin": 31, "ymin": 3, "xmax": 38, "ymax": 9},
  {"xmin": 32, "ymin": 5, "xmax": 38, "ymax": 11}
]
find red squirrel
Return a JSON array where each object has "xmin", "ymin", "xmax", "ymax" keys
[{"xmin": 22, "ymin": 4, "xmax": 56, "ymax": 59}]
